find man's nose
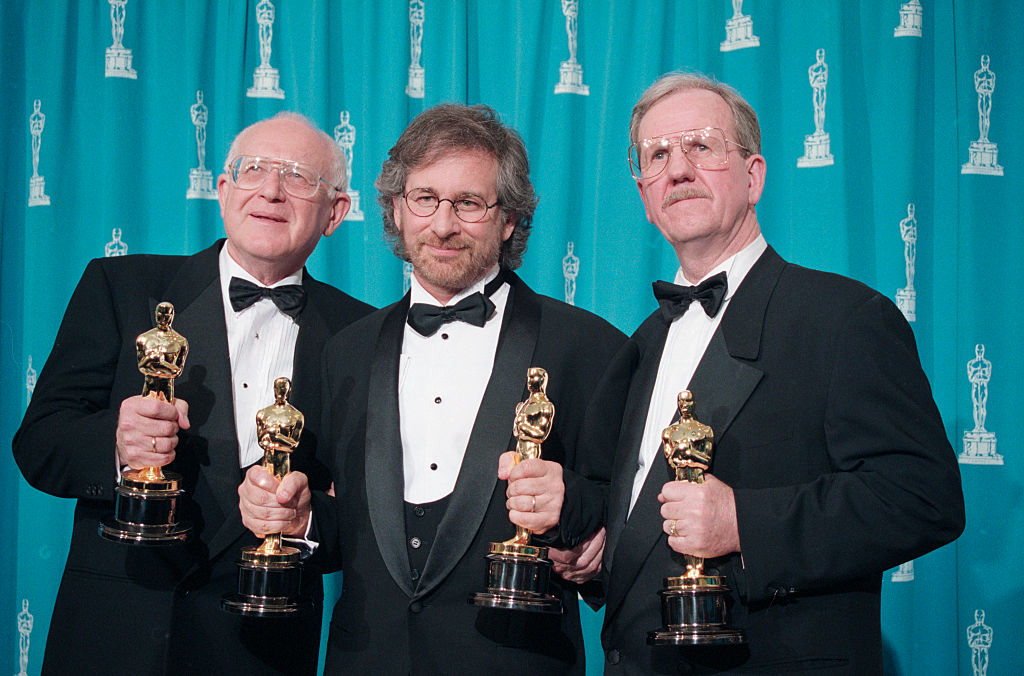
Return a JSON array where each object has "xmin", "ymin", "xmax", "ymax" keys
[
  {"xmin": 664, "ymin": 145, "xmax": 696, "ymax": 182},
  {"xmin": 430, "ymin": 200, "xmax": 462, "ymax": 237},
  {"xmin": 258, "ymin": 168, "xmax": 286, "ymax": 200}
]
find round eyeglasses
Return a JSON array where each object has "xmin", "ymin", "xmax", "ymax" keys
[
  {"xmin": 402, "ymin": 188, "xmax": 499, "ymax": 223},
  {"xmin": 628, "ymin": 127, "xmax": 749, "ymax": 180},
  {"xmin": 226, "ymin": 155, "xmax": 341, "ymax": 199}
]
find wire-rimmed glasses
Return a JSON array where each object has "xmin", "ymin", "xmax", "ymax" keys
[
  {"xmin": 402, "ymin": 188, "xmax": 499, "ymax": 223},
  {"xmin": 628, "ymin": 127, "xmax": 749, "ymax": 180},
  {"xmin": 226, "ymin": 155, "xmax": 341, "ymax": 198}
]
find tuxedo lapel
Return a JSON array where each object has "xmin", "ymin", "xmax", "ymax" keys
[
  {"xmin": 288, "ymin": 274, "xmax": 333, "ymax": 471},
  {"xmin": 684, "ymin": 246, "xmax": 787, "ymax": 442},
  {"xmin": 604, "ymin": 314, "xmax": 670, "ymax": 574},
  {"xmin": 365, "ymin": 299, "xmax": 415, "ymax": 597},
  {"xmin": 415, "ymin": 273, "xmax": 541, "ymax": 599},
  {"xmin": 160, "ymin": 243, "xmax": 245, "ymax": 557}
]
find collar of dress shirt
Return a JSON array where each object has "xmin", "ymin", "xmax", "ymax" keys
[
  {"xmin": 671, "ymin": 234, "xmax": 767, "ymax": 311},
  {"xmin": 218, "ymin": 243, "xmax": 304, "ymax": 312},
  {"xmin": 407, "ymin": 264, "xmax": 501, "ymax": 307}
]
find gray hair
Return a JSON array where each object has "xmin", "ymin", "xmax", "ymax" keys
[
  {"xmin": 629, "ymin": 72, "xmax": 761, "ymax": 157},
  {"xmin": 224, "ymin": 111, "xmax": 348, "ymax": 191},
  {"xmin": 375, "ymin": 104, "xmax": 537, "ymax": 269}
]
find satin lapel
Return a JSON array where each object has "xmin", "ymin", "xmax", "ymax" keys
[
  {"xmin": 684, "ymin": 246, "xmax": 786, "ymax": 442},
  {"xmin": 685, "ymin": 330, "xmax": 763, "ymax": 452},
  {"xmin": 365, "ymin": 299, "xmax": 414, "ymax": 597},
  {"xmin": 414, "ymin": 274, "xmax": 540, "ymax": 599},
  {"xmin": 160, "ymin": 244, "xmax": 244, "ymax": 557},
  {"xmin": 604, "ymin": 437, "xmax": 675, "ymax": 622},
  {"xmin": 288, "ymin": 275, "xmax": 332, "ymax": 448},
  {"xmin": 604, "ymin": 314, "xmax": 670, "ymax": 572}
]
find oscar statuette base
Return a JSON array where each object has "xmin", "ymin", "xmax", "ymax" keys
[
  {"xmin": 98, "ymin": 469, "xmax": 191, "ymax": 545},
  {"xmin": 222, "ymin": 546, "xmax": 303, "ymax": 617},
  {"xmin": 469, "ymin": 542, "xmax": 562, "ymax": 614},
  {"xmin": 648, "ymin": 575, "xmax": 746, "ymax": 646}
]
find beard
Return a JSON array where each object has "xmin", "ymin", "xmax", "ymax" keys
[{"xmin": 402, "ymin": 228, "xmax": 503, "ymax": 297}]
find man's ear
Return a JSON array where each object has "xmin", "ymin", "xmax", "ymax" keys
[
  {"xmin": 324, "ymin": 191, "xmax": 352, "ymax": 236},
  {"xmin": 745, "ymin": 154, "xmax": 766, "ymax": 207}
]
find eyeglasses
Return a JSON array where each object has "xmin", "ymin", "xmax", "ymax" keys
[
  {"xmin": 226, "ymin": 155, "xmax": 341, "ymax": 198},
  {"xmin": 402, "ymin": 188, "xmax": 499, "ymax": 223},
  {"xmin": 628, "ymin": 127, "xmax": 749, "ymax": 180}
]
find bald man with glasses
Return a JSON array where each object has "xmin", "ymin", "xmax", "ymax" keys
[{"xmin": 14, "ymin": 112, "xmax": 372, "ymax": 675}]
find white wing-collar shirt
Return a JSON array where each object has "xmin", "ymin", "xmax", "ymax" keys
[
  {"xmin": 400, "ymin": 265, "xmax": 509, "ymax": 504},
  {"xmin": 219, "ymin": 244, "xmax": 302, "ymax": 468},
  {"xmin": 628, "ymin": 235, "xmax": 767, "ymax": 515}
]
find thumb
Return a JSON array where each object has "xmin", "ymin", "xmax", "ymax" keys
[{"xmin": 174, "ymin": 398, "xmax": 191, "ymax": 430}]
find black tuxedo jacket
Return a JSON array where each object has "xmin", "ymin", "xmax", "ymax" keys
[
  {"xmin": 310, "ymin": 272, "xmax": 625, "ymax": 674},
  {"xmin": 13, "ymin": 241, "xmax": 372, "ymax": 675},
  {"xmin": 600, "ymin": 247, "xmax": 964, "ymax": 674}
]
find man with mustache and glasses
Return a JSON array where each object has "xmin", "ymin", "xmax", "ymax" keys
[
  {"xmin": 238, "ymin": 103, "xmax": 625, "ymax": 673},
  {"xmin": 14, "ymin": 112, "xmax": 372, "ymax": 675},
  {"xmin": 578, "ymin": 72, "xmax": 964, "ymax": 674}
]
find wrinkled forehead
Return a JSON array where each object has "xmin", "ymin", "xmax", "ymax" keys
[
  {"xmin": 638, "ymin": 89, "xmax": 736, "ymax": 143},
  {"xmin": 235, "ymin": 119, "xmax": 329, "ymax": 170}
]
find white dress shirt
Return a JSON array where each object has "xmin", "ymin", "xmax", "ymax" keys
[
  {"xmin": 400, "ymin": 266, "xmax": 508, "ymax": 504},
  {"xmin": 627, "ymin": 236, "xmax": 767, "ymax": 515},
  {"xmin": 219, "ymin": 245, "xmax": 301, "ymax": 468}
]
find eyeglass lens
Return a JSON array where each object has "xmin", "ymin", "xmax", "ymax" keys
[
  {"xmin": 631, "ymin": 129, "xmax": 730, "ymax": 178},
  {"xmin": 231, "ymin": 156, "xmax": 322, "ymax": 197},
  {"xmin": 404, "ymin": 189, "xmax": 493, "ymax": 223}
]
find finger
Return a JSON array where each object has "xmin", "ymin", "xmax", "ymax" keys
[
  {"xmin": 496, "ymin": 451, "xmax": 517, "ymax": 480},
  {"xmin": 506, "ymin": 474, "xmax": 563, "ymax": 498},
  {"xmin": 508, "ymin": 457, "xmax": 560, "ymax": 481},
  {"xmin": 244, "ymin": 465, "xmax": 282, "ymax": 494},
  {"xmin": 128, "ymin": 435, "xmax": 175, "ymax": 467},
  {"xmin": 174, "ymin": 398, "xmax": 191, "ymax": 430},
  {"xmin": 506, "ymin": 493, "xmax": 537, "ymax": 515},
  {"xmin": 658, "ymin": 479, "xmax": 693, "ymax": 502},
  {"xmin": 243, "ymin": 514, "xmax": 298, "ymax": 537},
  {"xmin": 576, "ymin": 527, "xmax": 607, "ymax": 566},
  {"xmin": 508, "ymin": 507, "xmax": 559, "ymax": 535},
  {"xmin": 547, "ymin": 547, "xmax": 579, "ymax": 565},
  {"xmin": 129, "ymin": 395, "xmax": 181, "ymax": 421},
  {"xmin": 277, "ymin": 472, "xmax": 309, "ymax": 505}
]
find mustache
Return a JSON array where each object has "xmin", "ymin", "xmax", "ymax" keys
[
  {"xmin": 416, "ymin": 233, "xmax": 470, "ymax": 250},
  {"xmin": 662, "ymin": 188, "xmax": 712, "ymax": 209}
]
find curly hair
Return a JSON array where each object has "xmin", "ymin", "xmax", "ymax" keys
[{"xmin": 375, "ymin": 104, "xmax": 537, "ymax": 269}]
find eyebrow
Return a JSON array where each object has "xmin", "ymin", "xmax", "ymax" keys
[{"xmin": 410, "ymin": 187, "xmax": 490, "ymax": 199}]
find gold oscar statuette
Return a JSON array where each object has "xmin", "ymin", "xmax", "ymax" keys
[
  {"xmin": 223, "ymin": 377, "xmax": 306, "ymax": 616},
  {"xmin": 647, "ymin": 390, "xmax": 746, "ymax": 645},
  {"xmin": 100, "ymin": 302, "xmax": 192, "ymax": 544},
  {"xmin": 469, "ymin": 367, "xmax": 562, "ymax": 614}
]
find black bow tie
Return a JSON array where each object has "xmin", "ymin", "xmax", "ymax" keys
[
  {"xmin": 652, "ymin": 272, "xmax": 728, "ymax": 321},
  {"xmin": 229, "ymin": 277, "xmax": 306, "ymax": 319},
  {"xmin": 407, "ymin": 293, "xmax": 495, "ymax": 336}
]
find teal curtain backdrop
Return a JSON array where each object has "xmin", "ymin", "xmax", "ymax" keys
[{"xmin": 2, "ymin": 1, "xmax": 1020, "ymax": 674}]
